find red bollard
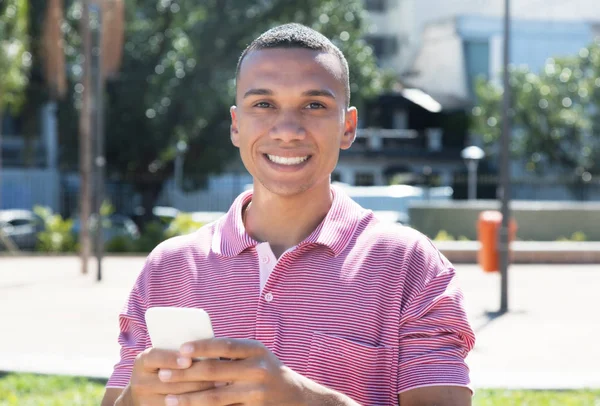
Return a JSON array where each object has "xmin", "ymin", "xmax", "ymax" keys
[{"xmin": 477, "ymin": 210, "xmax": 517, "ymax": 273}]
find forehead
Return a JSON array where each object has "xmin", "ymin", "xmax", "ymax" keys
[{"xmin": 237, "ymin": 48, "xmax": 345, "ymax": 94}]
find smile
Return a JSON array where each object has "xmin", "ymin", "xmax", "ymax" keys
[{"xmin": 266, "ymin": 154, "xmax": 310, "ymax": 165}]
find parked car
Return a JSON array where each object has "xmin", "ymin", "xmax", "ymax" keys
[
  {"xmin": 72, "ymin": 213, "xmax": 140, "ymax": 243},
  {"xmin": 331, "ymin": 183, "xmax": 453, "ymax": 225},
  {"xmin": 0, "ymin": 209, "xmax": 44, "ymax": 251}
]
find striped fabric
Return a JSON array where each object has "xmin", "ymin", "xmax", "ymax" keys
[{"xmin": 107, "ymin": 185, "xmax": 475, "ymax": 405}]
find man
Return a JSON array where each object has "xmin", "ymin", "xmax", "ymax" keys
[{"xmin": 102, "ymin": 23, "xmax": 475, "ymax": 406}]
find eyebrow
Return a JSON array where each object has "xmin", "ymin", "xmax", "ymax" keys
[{"xmin": 243, "ymin": 88, "xmax": 336, "ymax": 100}]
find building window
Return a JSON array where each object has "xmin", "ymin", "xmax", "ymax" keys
[
  {"xmin": 365, "ymin": 35, "xmax": 398, "ymax": 60},
  {"xmin": 353, "ymin": 137, "xmax": 368, "ymax": 150},
  {"xmin": 365, "ymin": 0, "xmax": 387, "ymax": 11},
  {"xmin": 464, "ymin": 40, "xmax": 490, "ymax": 100},
  {"xmin": 1, "ymin": 145, "xmax": 21, "ymax": 167},
  {"xmin": 1, "ymin": 112, "xmax": 23, "ymax": 136},
  {"xmin": 331, "ymin": 172, "xmax": 342, "ymax": 183},
  {"xmin": 393, "ymin": 110, "xmax": 408, "ymax": 129},
  {"xmin": 355, "ymin": 172, "xmax": 375, "ymax": 186}
]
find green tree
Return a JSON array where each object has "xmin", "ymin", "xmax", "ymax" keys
[
  {"xmin": 472, "ymin": 41, "xmax": 600, "ymax": 180},
  {"xmin": 18, "ymin": 0, "xmax": 54, "ymax": 167},
  {"xmin": 58, "ymin": 0, "xmax": 393, "ymax": 219},
  {"xmin": 0, "ymin": 0, "xmax": 30, "ymax": 127},
  {"xmin": 0, "ymin": 0, "xmax": 30, "ymax": 251}
]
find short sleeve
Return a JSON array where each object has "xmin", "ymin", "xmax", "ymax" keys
[
  {"xmin": 397, "ymin": 239, "xmax": 475, "ymax": 393},
  {"xmin": 105, "ymin": 258, "xmax": 153, "ymax": 388}
]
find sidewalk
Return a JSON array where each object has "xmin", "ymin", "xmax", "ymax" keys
[
  {"xmin": 0, "ymin": 256, "xmax": 598, "ymax": 390},
  {"xmin": 436, "ymin": 240, "xmax": 600, "ymax": 264}
]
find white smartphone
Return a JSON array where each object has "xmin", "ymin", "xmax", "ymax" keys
[{"xmin": 145, "ymin": 307, "xmax": 215, "ymax": 358}]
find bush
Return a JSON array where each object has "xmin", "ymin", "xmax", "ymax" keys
[
  {"xmin": 133, "ymin": 221, "xmax": 166, "ymax": 253},
  {"xmin": 86, "ymin": 211, "xmax": 206, "ymax": 254},
  {"xmin": 33, "ymin": 206, "xmax": 77, "ymax": 253},
  {"xmin": 557, "ymin": 231, "xmax": 587, "ymax": 242},
  {"xmin": 165, "ymin": 213, "xmax": 203, "ymax": 239},
  {"xmin": 105, "ymin": 235, "xmax": 136, "ymax": 253},
  {"xmin": 434, "ymin": 230, "xmax": 455, "ymax": 241}
]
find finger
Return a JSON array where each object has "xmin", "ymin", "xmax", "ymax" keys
[
  {"xmin": 131, "ymin": 394, "xmax": 165, "ymax": 406},
  {"xmin": 139, "ymin": 347, "xmax": 193, "ymax": 372},
  {"xmin": 159, "ymin": 358, "xmax": 257, "ymax": 384},
  {"xmin": 166, "ymin": 383, "xmax": 256, "ymax": 406},
  {"xmin": 149, "ymin": 379, "xmax": 217, "ymax": 396},
  {"xmin": 131, "ymin": 372, "xmax": 216, "ymax": 398},
  {"xmin": 180, "ymin": 338, "xmax": 265, "ymax": 360}
]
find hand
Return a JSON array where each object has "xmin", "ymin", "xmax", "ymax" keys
[
  {"xmin": 125, "ymin": 347, "xmax": 216, "ymax": 406},
  {"xmin": 156, "ymin": 338, "xmax": 308, "ymax": 406}
]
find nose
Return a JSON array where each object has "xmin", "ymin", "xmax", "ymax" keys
[{"xmin": 269, "ymin": 109, "xmax": 306, "ymax": 142}]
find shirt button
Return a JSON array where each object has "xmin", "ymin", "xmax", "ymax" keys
[
  {"xmin": 264, "ymin": 292, "xmax": 274, "ymax": 302},
  {"xmin": 261, "ymin": 256, "xmax": 270, "ymax": 264}
]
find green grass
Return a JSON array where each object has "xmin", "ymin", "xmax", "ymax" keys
[
  {"xmin": 0, "ymin": 373, "xmax": 106, "ymax": 405},
  {"xmin": 0, "ymin": 373, "xmax": 599, "ymax": 405},
  {"xmin": 473, "ymin": 389, "xmax": 600, "ymax": 405}
]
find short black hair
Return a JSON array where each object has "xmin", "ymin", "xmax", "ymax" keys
[{"xmin": 236, "ymin": 23, "xmax": 351, "ymax": 106}]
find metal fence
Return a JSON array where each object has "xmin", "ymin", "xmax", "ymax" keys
[
  {"xmin": 4, "ymin": 169, "xmax": 600, "ymax": 221},
  {"xmin": 58, "ymin": 172, "xmax": 253, "ymax": 218}
]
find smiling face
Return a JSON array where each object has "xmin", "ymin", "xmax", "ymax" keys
[{"xmin": 230, "ymin": 48, "xmax": 358, "ymax": 198}]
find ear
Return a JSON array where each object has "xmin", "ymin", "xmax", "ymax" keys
[
  {"xmin": 340, "ymin": 107, "xmax": 358, "ymax": 150},
  {"xmin": 230, "ymin": 106, "xmax": 240, "ymax": 148}
]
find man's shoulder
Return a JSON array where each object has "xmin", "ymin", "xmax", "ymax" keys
[
  {"xmin": 359, "ymin": 216, "xmax": 433, "ymax": 249},
  {"xmin": 129, "ymin": 220, "xmax": 225, "ymax": 301},
  {"xmin": 354, "ymin": 216, "xmax": 452, "ymax": 271},
  {"xmin": 146, "ymin": 220, "xmax": 218, "ymax": 264}
]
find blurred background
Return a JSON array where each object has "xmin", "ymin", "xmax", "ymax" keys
[
  {"xmin": 1, "ymin": 1, "xmax": 599, "ymax": 405},
  {"xmin": 1, "ymin": 0, "xmax": 600, "ymax": 254}
]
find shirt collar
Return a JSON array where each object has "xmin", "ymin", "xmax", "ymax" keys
[{"xmin": 211, "ymin": 185, "xmax": 367, "ymax": 258}]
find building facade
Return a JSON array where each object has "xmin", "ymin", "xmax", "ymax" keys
[
  {"xmin": 356, "ymin": 0, "xmax": 600, "ymax": 199},
  {"xmin": 364, "ymin": 0, "xmax": 600, "ymax": 77}
]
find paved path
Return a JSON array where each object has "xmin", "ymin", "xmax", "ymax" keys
[{"xmin": 0, "ymin": 256, "xmax": 598, "ymax": 390}]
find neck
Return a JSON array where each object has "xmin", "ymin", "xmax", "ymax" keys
[{"xmin": 244, "ymin": 181, "xmax": 333, "ymax": 258}]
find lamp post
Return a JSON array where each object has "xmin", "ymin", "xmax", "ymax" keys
[
  {"xmin": 499, "ymin": 0, "xmax": 512, "ymax": 314},
  {"xmin": 175, "ymin": 140, "xmax": 188, "ymax": 190},
  {"xmin": 90, "ymin": 3, "xmax": 106, "ymax": 282},
  {"xmin": 461, "ymin": 146, "xmax": 485, "ymax": 200}
]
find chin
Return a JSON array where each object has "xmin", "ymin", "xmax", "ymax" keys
[{"xmin": 258, "ymin": 181, "xmax": 314, "ymax": 197}]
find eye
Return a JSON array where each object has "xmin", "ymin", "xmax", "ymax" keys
[
  {"xmin": 254, "ymin": 102, "xmax": 272, "ymax": 108},
  {"xmin": 306, "ymin": 102, "xmax": 325, "ymax": 109}
]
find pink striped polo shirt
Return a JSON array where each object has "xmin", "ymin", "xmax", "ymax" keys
[{"xmin": 107, "ymin": 185, "xmax": 475, "ymax": 405}]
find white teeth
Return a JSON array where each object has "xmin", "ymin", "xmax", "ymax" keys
[{"xmin": 267, "ymin": 155, "xmax": 309, "ymax": 165}]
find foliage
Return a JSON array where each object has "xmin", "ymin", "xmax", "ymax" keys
[
  {"xmin": 33, "ymin": 206, "xmax": 77, "ymax": 253},
  {"xmin": 123, "ymin": 212, "xmax": 203, "ymax": 253},
  {"xmin": 132, "ymin": 221, "xmax": 168, "ymax": 253},
  {"xmin": 16, "ymin": 0, "xmax": 52, "ymax": 166},
  {"xmin": 164, "ymin": 212, "xmax": 203, "ymax": 238},
  {"xmin": 0, "ymin": 373, "xmax": 105, "ymax": 406},
  {"xmin": 105, "ymin": 234, "xmax": 136, "ymax": 252},
  {"xmin": 434, "ymin": 229, "xmax": 455, "ymax": 241},
  {"xmin": 29, "ymin": 203, "xmax": 203, "ymax": 253},
  {"xmin": 556, "ymin": 231, "xmax": 587, "ymax": 242},
  {"xmin": 433, "ymin": 230, "xmax": 471, "ymax": 242},
  {"xmin": 472, "ymin": 41, "xmax": 600, "ymax": 180},
  {"xmin": 0, "ymin": 0, "xmax": 30, "ymax": 115},
  {"xmin": 99, "ymin": 199, "xmax": 116, "ymax": 217},
  {"xmin": 473, "ymin": 389, "xmax": 600, "ymax": 406},
  {"xmin": 57, "ymin": 0, "xmax": 394, "ymax": 216},
  {"xmin": 88, "ymin": 199, "xmax": 116, "ymax": 233}
]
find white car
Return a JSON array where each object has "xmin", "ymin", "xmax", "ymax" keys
[{"xmin": 0, "ymin": 209, "xmax": 44, "ymax": 251}]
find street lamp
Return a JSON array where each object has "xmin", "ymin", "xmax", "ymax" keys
[
  {"xmin": 499, "ymin": 0, "xmax": 512, "ymax": 314},
  {"xmin": 461, "ymin": 146, "xmax": 485, "ymax": 200},
  {"xmin": 175, "ymin": 140, "xmax": 188, "ymax": 190}
]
